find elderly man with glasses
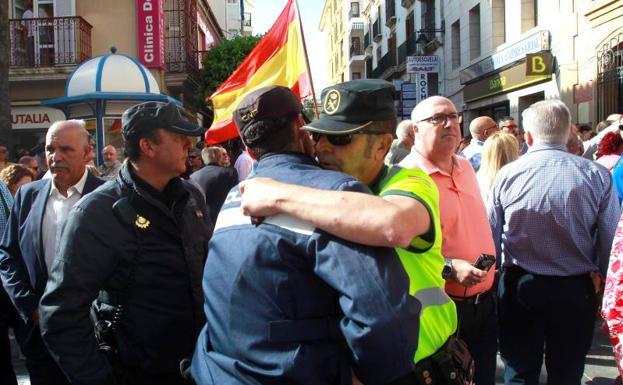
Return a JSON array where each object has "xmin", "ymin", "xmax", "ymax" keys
[{"xmin": 400, "ymin": 96, "xmax": 498, "ymax": 385}]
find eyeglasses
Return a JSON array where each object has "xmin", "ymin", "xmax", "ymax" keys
[
  {"xmin": 417, "ymin": 113, "xmax": 463, "ymax": 125},
  {"xmin": 311, "ymin": 130, "xmax": 386, "ymax": 146}
]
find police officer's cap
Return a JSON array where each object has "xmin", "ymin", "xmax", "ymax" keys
[
  {"xmin": 233, "ymin": 86, "xmax": 304, "ymax": 145},
  {"xmin": 303, "ymin": 79, "xmax": 396, "ymax": 135},
  {"xmin": 121, "ymin": 101, "xmax": 205, "ymax": 140}
]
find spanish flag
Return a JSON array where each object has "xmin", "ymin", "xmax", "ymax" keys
[{"xmin": 206, "ymin": 0, "xmax": 313, "ymax": 145}]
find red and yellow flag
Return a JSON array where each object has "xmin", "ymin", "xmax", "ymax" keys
[{"xmin": 205, "ymin": 0, "xmax": 313, "ymax": 145}]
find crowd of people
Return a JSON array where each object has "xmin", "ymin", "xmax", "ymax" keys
[{"xmin": 0, "ymin": 79, "xmax": 622, "ymax": 385}]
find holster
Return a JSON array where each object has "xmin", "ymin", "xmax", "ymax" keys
[
  {"xmin": 387, "ymin": 336, "xmax": 474, "ymax": 385},
  {"xmin": 90, "ymin": 302, "xmax": 132, "ymax": 385}
]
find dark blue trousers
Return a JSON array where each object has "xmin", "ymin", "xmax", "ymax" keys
[
  {"xmin": 454, "ymin": 292, "xmax": 498, "ymax": 385},
  {"xmin": 14, "ymin": 319, "xmax": 69, "ymax": 385},
  {"xmin": 0, "ymin": 289, "xmax": 17, "ymax": 385},
  {"xmin": 498, "ymin": 269, "xmax": 596, "ymax": 385}
]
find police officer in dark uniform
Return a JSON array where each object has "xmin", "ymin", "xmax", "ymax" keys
[
  {"xmin": 39, "ymin": 102, "xmax": 213, "ymax": 385},
  {"xmin": 191, "ymin": 86, "xmax": 421, "ymax": 385}
]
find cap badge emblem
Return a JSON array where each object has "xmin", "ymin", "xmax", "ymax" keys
[
  {"xmin": 324, "ymin": 90, "xmax": 341, "ymax": 115},
  {"xmin": 135, "ymin": 215, "xmax": 150, "ymax": 229},
  {"xmin": 240, "ymin": 109, "xmax": 258, "ymax": 123}
]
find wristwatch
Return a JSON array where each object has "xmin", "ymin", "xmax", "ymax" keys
[{"xmin": 442, "ymin": 258, "xmax": 453, "ymax": 279}]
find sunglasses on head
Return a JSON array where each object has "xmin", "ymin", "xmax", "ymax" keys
[{"xmin": 310, "ymin": 130, "xmax": 386, "ymax": 146}]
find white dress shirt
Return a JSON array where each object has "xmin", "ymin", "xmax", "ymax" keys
[{"xmin": 42, "ymin": 169, "xmax": 88, "ymax": 271}]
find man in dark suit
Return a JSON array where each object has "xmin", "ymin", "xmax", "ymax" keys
[
  {"xmin": 190, "ymin": 146, "xmax": 238, "ymax": 224},
  {"xmin": 0, "ymin": 119, "xmax": 104, "ymax": 385}
]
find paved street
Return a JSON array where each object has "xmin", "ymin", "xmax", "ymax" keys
[{"xmin": 10, "ymin": 323, "xmax": 619, "ymax": 385}]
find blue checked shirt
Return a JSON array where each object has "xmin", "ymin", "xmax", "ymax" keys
[
  {"xmin": 0, "ymin": 181, "xmax": 13, "ymax": 236},
  {"xmin": 489, "ymin": 144, "xmax": 620, "ymax": 276}
]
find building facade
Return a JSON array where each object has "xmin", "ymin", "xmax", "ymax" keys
[
  {"xmin": 7, "ymin": 0, "xmax": 223, "ymax": 156},
  {"xmin": 207, "ymin": 0, "xmax": 254, "ymax": 39},
  {"xmin": 321, "ymin": 0, "xmax": 622, "ymax": 128},
  {"xmin": 321, "ymin": 0, "xmax": 445, "ymax": 119}
]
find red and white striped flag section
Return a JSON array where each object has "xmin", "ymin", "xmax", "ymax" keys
[{"xmin": 205, "ymin": 0, "xmax": 314, "ymax": 145}]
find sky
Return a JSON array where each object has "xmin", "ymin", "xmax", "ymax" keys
[{"xmin": 252, "ymin": 0, "xmax": 328, "ymax": 98}]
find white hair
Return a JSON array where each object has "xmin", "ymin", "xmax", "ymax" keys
[
  {"xmin": 395, "ymin": 120, "xmax": 413, "ymax": 141},
  {"xmin": 521, "ymin": 100, "xmax": 570, "ymax": 145},
  {"xmin": 48, "ymin": 119, "xmax": 87, "ymax": 132}
]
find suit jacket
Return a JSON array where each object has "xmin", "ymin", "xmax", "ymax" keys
[
  {"xmin": 190, "ymin": 165, "xmax": 238, "ymax": 225},
  {"xmin": 0, "ymin": 173, "xmax": 104, "ymax": 322}
]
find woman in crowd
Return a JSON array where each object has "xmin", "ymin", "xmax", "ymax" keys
[
  {"xmin": 476, "ymin": 132, "xmax": 519, "ymax": 206},
  {"xmin": 0, "ymin": 164, "xmax": 35, "ymax": 196},
  {"xmin": 603, "ymin": 211, "xmax": 623, "ymax": 385},
  {"xmin": 595, "ymin": 131, "xmax": 623, "ymax": 173}
]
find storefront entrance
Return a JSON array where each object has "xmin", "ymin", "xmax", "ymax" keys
[{"xmin": 476, "ymin": 101, "xmax": 510, "ymax": 123}]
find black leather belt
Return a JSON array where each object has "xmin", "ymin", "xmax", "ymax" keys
[{"xmin": 449, "ymin": 289, "xmax": 492, "ymax": 305}]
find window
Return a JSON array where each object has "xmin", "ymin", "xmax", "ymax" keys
[
  {"xmin": 350, "ymin": 2, "xmax": 360, "ymax": 18},
  {"xmin": 352, "ymin": 72, "xmax": 361, "ymax": 79},
  {"xmin": 227, "ymin": 0, "xmax": 237, "ymax": 3},
  {"xmin": 376, "ymin": 46, "xmax": 382, "ymax": 66},
  {"xmin": 421, "ymin": 0, "xmax": 435, "ymax": 31},
  {"xmin": 469, "ymin": 4, "xmax": 481, "ymax": 60},
  {"xmin": 451, "ymin": 20, "xmax": 460, "ymax": 69},
  {"xmin": 406, "ymin": 10, "xmax": 414, "ymax": 38},
  {"xmin": 521, "ymin": 0, "xmax": 537, "ymax": 33},
  {"xmin": 492, "ymin": 0, "xmax": 505, "ymax": 47}
]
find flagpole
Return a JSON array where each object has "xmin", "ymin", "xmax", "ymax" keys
[{"xmin": 294, "ymin": 0, "xmax": 321, "ymax": 118}]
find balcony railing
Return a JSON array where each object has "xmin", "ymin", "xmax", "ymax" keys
[
  {"xmin": 9, "ymin": 16, "xmax": 92, "ymax": 68},
  {"xmin": 385, "ymin": 0, "xmax": 396, "ymax": 27},
  {"xmin": 165, "ymin": 0, "xmax": 199, "ymax": 75},
  {"xmin": 350, "ymin": 43, "xmax": 363, "ymax": 58},
  {"xmin": 373, "ymin": 19, "xmax": 381, "ymax": 42},
  {"xmin": 371, "ymin": 51, "xmax": 396, "ymax": 78},
  {"xmin": 397, "ymin": 33, "xmax": 418, "ymax": 64}
]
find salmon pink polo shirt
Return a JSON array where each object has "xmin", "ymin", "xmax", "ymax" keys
[{"xmin": 400, "ymin": 149, "xmax": 496, "ymax": 297}]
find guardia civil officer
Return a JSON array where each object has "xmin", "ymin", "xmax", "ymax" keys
[
  {"xmin": 39, "ymin": 102, "xmax": 213, "ymax": 385},
  {"xmin": 190, "ymin": 86, "xmax": 420, "ymax": 385}
]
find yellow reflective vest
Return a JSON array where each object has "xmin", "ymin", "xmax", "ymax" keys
[{"xmin": 374, "ymin": 166, "xmax": 458, "ymax": 363}]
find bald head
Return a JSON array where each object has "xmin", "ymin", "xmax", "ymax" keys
[
  {"xmin": 469, "ymin": 117, "xmax": 498, "ymax": 141},
  {"xmin": 411, "ymin": 96, "xmax": 455, "ymax": 123},
  {"xmin": 410, "ymin": 96, "xmax": 462, "ymax": 163}
]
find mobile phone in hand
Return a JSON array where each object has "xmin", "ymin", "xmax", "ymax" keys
[{"xmin": 473, "ymin": 254, "xmax": 496, "ymax": 271}]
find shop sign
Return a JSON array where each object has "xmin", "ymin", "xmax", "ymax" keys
[
  {"xmin": 416, "ymin": 73, "xmax": 428, "ymax": 102},
  {"xmin": 464, "ymin": 60, "xmax": 551, "ymax": 103},
  {"xmin": 11, "ymin": 106, "xmax": 65, "ymax": 130},
  {"xmin": 401, "ymin": 83, "xmax": 417, "ymax": 119},
  {"xmin": 137, "ymin": 0, "xmax": 165, "ymax": 69},
  {"xmin": 407, "ymin": 56, "xmax": 439, "ymax": 74},
  {"xmin": 526, "ymin": 51, "xmax": 554, "ymax": 76},
  {"xmin": 460, "ymin": 30, "xmax": 550, "ymax": 84}
]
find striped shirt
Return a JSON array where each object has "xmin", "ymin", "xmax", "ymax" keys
[
  {"xmin": 0, "ymin": 181, "xmax": 13, "ymax": 236},
  {"xmin": 489, "ymin": 143, "xmax": 620, "ymax": 276}
]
